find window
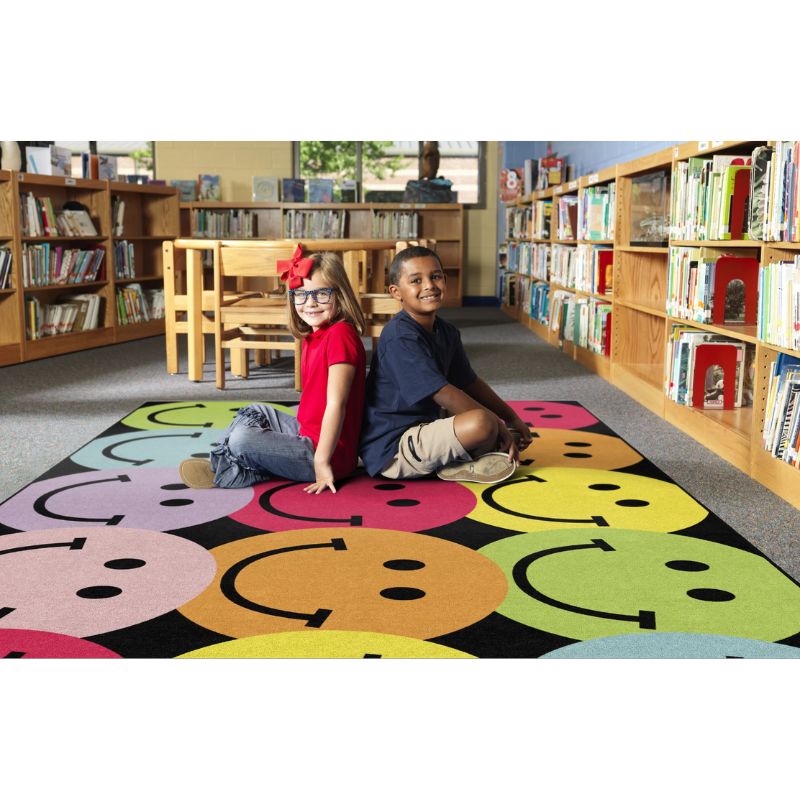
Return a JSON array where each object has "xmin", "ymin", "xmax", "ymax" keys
[
  {"xmin": 54, "ymin": 141, "xmax": 155, "ymax": 180},
  {"xmin": 295, "ymin": 141, "xmax": 485, "ymax": 206}
]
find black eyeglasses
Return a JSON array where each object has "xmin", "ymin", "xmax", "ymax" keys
[{"xmin": 289, "ymin": 287, "xmax": 335, "ymax": 306}]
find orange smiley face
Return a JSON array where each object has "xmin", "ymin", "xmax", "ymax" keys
[
  {"xmin": 178, "ymin": 527, "xmax": 508, "ymax": 640},
  {"xmin": 517, "ymin": 428, "xmax": 643, "ymax": 471}
]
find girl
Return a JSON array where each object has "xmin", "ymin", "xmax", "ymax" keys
[{"xmin": 179, "ymin": 247, "xmax": 366, "ymax": 494}]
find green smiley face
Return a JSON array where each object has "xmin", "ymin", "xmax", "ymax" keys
[
  {"xmin": 479, "ymin": 528, "xmax": 800, "ymax": 642},
  {"xmin": 122, "ymin": 401, "xmax": 296, "ymax": 430},
  {"xmin": 466, "ymin": 467, "xmax": 708, "ymax": 532}
]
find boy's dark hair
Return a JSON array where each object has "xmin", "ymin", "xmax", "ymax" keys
[{"xmin": 388, "ymin": 246, "xmax": 443, "ymax": 286}]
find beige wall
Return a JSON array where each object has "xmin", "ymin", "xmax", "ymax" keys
[
  {"xmin": 155, "ymin": 141, "xmax": 293, "ymax": 202},
  {"xmin": 463, "ymin": 141, "xmax": 498, "ymax": 297},
  {"xmin": 156, "ymin": 140, "xmax": 499, "ymax": 298}
]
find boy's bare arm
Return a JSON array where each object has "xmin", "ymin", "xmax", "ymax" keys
[{"xmin": 431, "ymin": 382, "xmax": 486, "ymax": 416}]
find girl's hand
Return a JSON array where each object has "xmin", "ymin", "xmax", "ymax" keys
[{"xmin": 305, "ymin": 461, "xmax": 336, "ymax": 494}]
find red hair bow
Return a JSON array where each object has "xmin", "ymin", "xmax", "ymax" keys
[{"xmin": 277, "ymin": 244, "xmax": 314, "ymax": 289}]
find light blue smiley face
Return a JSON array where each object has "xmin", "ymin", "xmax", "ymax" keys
[
  {"xmin": 540, "ymin": 632, "xmax": 800, "ymax": 659},
  {"xmin": 70, "ymin": 428, "xmax": 223, "ymax": 470}
]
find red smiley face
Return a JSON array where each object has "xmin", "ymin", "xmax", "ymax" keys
[{"xmin": 231, "ymin": 475, "xmax": 476, "ymax": 532}]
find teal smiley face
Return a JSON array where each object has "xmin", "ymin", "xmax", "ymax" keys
[{"xmin": 479, "ymin": 528, "xmax": 800, "ymax": 642}]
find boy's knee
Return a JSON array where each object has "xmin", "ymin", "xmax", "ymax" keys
[{"xmin": 453, "ymin": 409, "xmax": 498, "ymax": 449}]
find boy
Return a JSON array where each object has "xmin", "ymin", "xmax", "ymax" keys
[{"xmin": 359, "ymin": 246, "xmax": 533, "ymax": 484}]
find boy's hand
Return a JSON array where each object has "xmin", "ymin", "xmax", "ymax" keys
[
  {"xmin": 305, "ymin": 461, "xmax": 337, "ymax": 494},
  {"xmin": 508, "ymin": 414, "xmax": 533, "ymax": 450},
  {"xmin": 497, "ymin": 424, "xmax": 520, "ymax": 465}
]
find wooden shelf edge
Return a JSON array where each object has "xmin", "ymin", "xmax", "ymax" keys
[
  {"xmin": 115, "ymin": 318, "xmax": 165, "ymax": 342},
  {"xmin": 750, "ymin": 448, "xmax": 800, "ymax": 512},
  {"xmin": 22, "ymin": 327, "xmax": 116, "ymax": 360}
]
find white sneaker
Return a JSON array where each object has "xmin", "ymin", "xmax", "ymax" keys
[{"xmin": 436, "ymin": 452, "xmax": 516, "ymax": 484}]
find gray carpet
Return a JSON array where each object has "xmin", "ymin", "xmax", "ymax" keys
[{"xmin": 2, "ymin": 306, "xmax": 799, "ymax": 580}]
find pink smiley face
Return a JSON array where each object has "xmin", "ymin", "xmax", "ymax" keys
[
  {"xmin": 0, "ymin": 468, "xmax": 252, "ymax": 532},
  {"xmin": 0, "ymin": 629, "xmax": 121, "ymax": 658},
  {"xmin": 506, "ymin": 401, "xmax": 599, "ymax": 430},
  {"xmin": 232, "ymin": 475, "xmax": 476, "ymax": 532},
  {"xmin": 0, "ymin": 527, "xmax": 217, "ymax": 637}
]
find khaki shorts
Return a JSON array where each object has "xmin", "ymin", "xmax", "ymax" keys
[{"xmin": 379, "ymin": 417, "xmax": 470, "ymax": 479}]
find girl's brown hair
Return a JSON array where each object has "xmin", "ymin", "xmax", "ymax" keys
[{"xmin": 287, "ymin": 251, "xmax": 366, "ymax": 338}]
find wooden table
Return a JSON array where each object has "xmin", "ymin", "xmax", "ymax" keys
[{"xmin": 165, "ymin": 238, "xmax": 403, "ymax": 383}]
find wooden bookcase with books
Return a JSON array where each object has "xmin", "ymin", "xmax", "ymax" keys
[
  {"xmin": 13, "ymin": 172, "xmax": 115, "ymax": 361},
  {"xmin": 0, "ymin": 170, "xmax": 22, "ymax": 365},
  {"xmin": 179, "ymin": 201, "xmax": 465, "ymax": 306},
  {"xmin": 501, "ymin": 174, "xmax": 614, "ymax": 379},
  {"xmin": 612, "ymin": 146, "xmax": 674, "ymax": 417},
  {"xmin": 110, "ymin": 181, "xmax": 180, "ymax": 342},
  {"xmin": 500, "ymin": 141, "xmax": 800, "ymax": 511},
  {"xmin": 0, "ymin": 173, "xmax": 179, "ymax": 363}
]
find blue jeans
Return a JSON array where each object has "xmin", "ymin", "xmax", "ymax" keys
[{"xmin": 210, "ymin": 404, "xmax": 316, "ymax": 488}]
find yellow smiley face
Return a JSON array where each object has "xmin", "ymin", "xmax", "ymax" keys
[{"xmin": 466, "ymin": 467, "xmax": 708, "ymax": 533}]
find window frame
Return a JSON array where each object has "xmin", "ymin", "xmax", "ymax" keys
[{"xmin": 293, "ymin": 141, "xmax": 486, "ymax": 208}]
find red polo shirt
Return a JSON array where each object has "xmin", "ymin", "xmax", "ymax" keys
[{"xmin": 297, "ymin": 320, "xmax": 366, "ymax": 479}]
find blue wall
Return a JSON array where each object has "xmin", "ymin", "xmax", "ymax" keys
[{"xmin": 502, "ymin": 140, "xmax": 681, "ymax": 176}]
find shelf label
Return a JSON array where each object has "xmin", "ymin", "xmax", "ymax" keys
[
  {"xmin": 399, "ymin": 203, "xmax": 412, "ymax": 209},
  {"xmin": 568, "ymin": 180, "xmax": 578, "ymax": 190},
  {"xmin": 711, "ymin": 140, "xmax": 724, "ymax": 147},
  {"xmin": 698, "ymin": 141, "xmax": 709, "ymax": 151},
  {"xmin": 65, "ymin": 178, "xmax": 76, "ymax": 186},
  {"xmin": 673, "ymin": 147, "xmax": 680, "ymax": 158},
  {"xmin": 414, "ymin": 203, "xmax": 427, "ymax": 209},
  {"xmin": 588, "ymin": 173, "xmax": 599, "ymax": 185},
  {"xmin": 555, "ymin": 185, "xmax": 564, "ymax": 194}
]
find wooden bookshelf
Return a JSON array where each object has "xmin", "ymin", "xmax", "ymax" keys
[
  {"xmin": 500, "ymin": 169, "xmax": 614, "ymax": 372},
  {"xmin": 0, "ymin": 173, "xmax": 179, "ymax": 363},
  {"xmin": 179, "ymin": 200, "xmax": 464, "ymax": 306},
  {"xmin": 499, "ymin": 141, "xmax": 800, "ymax": 511}
]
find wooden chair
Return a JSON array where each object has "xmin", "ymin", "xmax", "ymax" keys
[
  {"xmin": 163, "ymin": 240, "xmax": 255, "ymax": 381},
  {"xmin": 213, "ymin": 242, "xmax": 302, "ymax": 390}
]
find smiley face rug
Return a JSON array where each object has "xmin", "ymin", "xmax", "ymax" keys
[{"xmin": 1, "ymin": 400, "xmax": 798, "ymax": 658}]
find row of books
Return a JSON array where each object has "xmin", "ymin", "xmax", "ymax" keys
[
  {"xmin": 504, "ymin": 201, "xmax": 553, "ymax": 241},
  {"xmin": 763, "ymin": 141, "xmax": 800, "ymax": 242},
  {"xmin": 21, "ymin": 244, "xmax": 106, "ymax": 288},
  {"xmin": 111, "ymin": 196, "xmax": 126, "ymax": 236},
  {"xmin": 578, "ymin": 183, "xmax": 616, "ymax": 241},
  {"xmin": 758, "ymin": 256, "xmax": 800, "ymax": 351},
  {"xmin": 763, "ymin": 353, "xmax": 800, "ymax": 466},
  {"xmin": 19, "ymin": 194, "xmax": 99, "ymax": 238},
  {"xmin": 371, "ymin": 211, "xmax": 419, "ymax": 239},
  {"xmin": 670, "ymin": 152, "xmax": 753, "ymax": 241},
  {"xmin": 116, "ymin": 284, "xmax": 164, "ymax": 326},
  {"xmin": 283, "ymin": 209, "xmax": 346, "ymax": 239},
  {"xmin": 551, "ymin": 244, "xmax": 577, "ymax": 288},
  {"xmin": 170, "ymin": 176, "xmax": 360, "ymax": 204},
  {"xmin": 25, "ymin": 293, "xmax": 103, "ymax": 339},
  {"xmin": 556, "ymin": 195, "xmax": 579, "ymax": 241},
  {"xmin": 505, "ymin": 206, "xmax": 532, "ymax": 239},
  {"xmin": 530, "ymin": 280, "xmax": 550, "ymax": 325},
  {"xmin": 0, "ymin": 247, "xmax": 11, "ymax": 289},
  {"xmin": 574, "ymin": 245, "xmax": 613, "ymax": 295},
  {"xmin": 665, "ymin": 325, "xmax": 754, "ymax": 409},
  {"xmin": 191, "ymin": 209, "xmax": 257, "ymax": 239},
  {"xmin": 667, "ymin": 247, "xmax": 754, "ymax": 324},
  {"xmin": 114, "ymin": 241, "xmax": 136, "ymax": 279}
]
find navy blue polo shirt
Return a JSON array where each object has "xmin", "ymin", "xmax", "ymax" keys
[{"xmin": 359, "ymin": 310, "xmax": 477, "ymax": 476}]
